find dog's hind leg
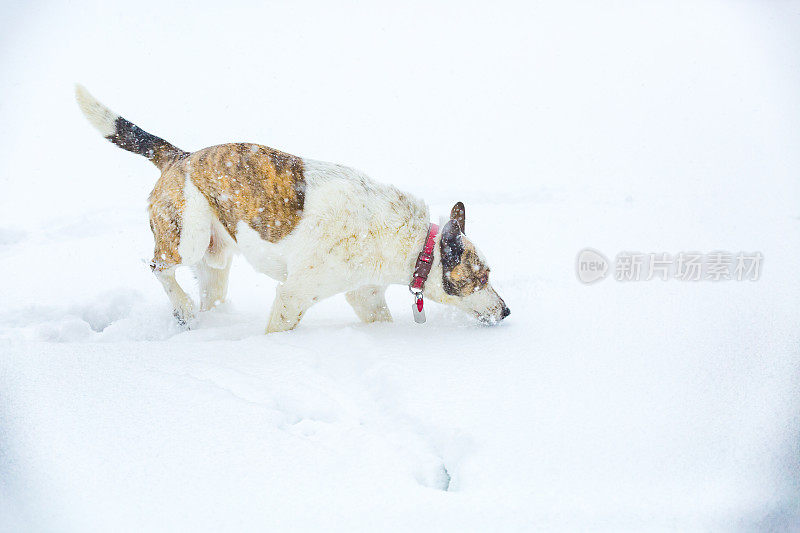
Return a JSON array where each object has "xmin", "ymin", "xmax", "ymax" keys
[
  {"xmin": 152, "ymin": 266, "xmax": 195, "ymax": 326},
  {"xmin": 149, "ymin": 176, "xmax": 211, "ymax": 326},
  {"xmin": 345, "ymin": 285, "xmax": 392, "ymax": 323},
  {"xmin": 195, "ymin": 256, "xmax": 232, "ymax": 311},
  {"xmin": 193, "ymin": 223, "xmax": 234, "ymax": 311},
  {"xmin": 149, "ymin": 216, "xmax": 196, "ymax": 325}
]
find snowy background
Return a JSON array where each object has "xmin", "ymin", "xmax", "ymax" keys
[{"xmin": 1, "ymin": 0, "xmax": 799, "ymax": 530}]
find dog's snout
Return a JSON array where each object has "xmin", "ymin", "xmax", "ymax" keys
[{"xmin": 501, "ymin": 306, "xmax": 511, "ymax": 319}]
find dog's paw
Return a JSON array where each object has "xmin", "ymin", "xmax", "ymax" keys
[
  {"xmin": 363, "ymin": 307, "xmax": 393, "ymax": 323},
  {"xmin": 265, "ymin": 313, "xmax": 301, "ymax": 334},
  {"xmin": 173, "ymin": 307, "xmax": 195, "ymax": 329}
]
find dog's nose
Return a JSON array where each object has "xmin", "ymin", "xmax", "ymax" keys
[{"xmin": 501, "ymin": 306, "xmax": 511, "ymax": 319}]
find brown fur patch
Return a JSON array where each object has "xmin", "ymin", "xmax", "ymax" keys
[
  {"xmin": 148, "ymin": 169, "xmax": 185, "ymax": 269},
  {"xmin": 147, "ymin": 143, "xmax": 305, "ymax": 269},
  {"xmin": 444, "ymin": 241, "xmax": 490, "ymax": 296},
  {"xmin": 182, "ymin": 143, "xmax": 305, "ymax": 242},
  {"xmin": 450, "ymin": 202, "xmax": 465, "ymax": 233}
]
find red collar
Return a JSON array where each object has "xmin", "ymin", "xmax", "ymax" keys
[
  {"xmin": 410, "ymin": 223, "xmax": 439, "ymax": 292},
  {"xmin": 409, "ymin": 223, "xmax": 439, "ymax": 322}
]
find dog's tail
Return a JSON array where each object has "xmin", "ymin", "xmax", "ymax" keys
[{"xmin": 75, "ymin": 84, "xmax": 187, "ymax": 170}]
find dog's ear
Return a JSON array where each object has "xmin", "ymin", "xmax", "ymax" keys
[
  {"xmin": 440, "ymin": 219, "xmax": 464, "ymax": 271},
  {"xmin": 450, "ymin": 201, "xmax": 465, "ymax": 234}
]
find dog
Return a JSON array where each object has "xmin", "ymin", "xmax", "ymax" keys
[{"xmin": 75, "ymin": 86, "xmax": 509, "ymax": 332}]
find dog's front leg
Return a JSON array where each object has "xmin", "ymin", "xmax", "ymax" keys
[
  {"xmin": 345, "ymin": 285, "xmax": 392, "ymax": 323},
  {"xmin": 266, "ymin": 284, "xmax": 309, "ymax": 334},
  {"xmin": 265, "ymin": 269, "xmax": 346, "ymax": 334}
]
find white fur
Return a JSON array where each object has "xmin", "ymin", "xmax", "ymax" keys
[
  {"xmin": 74, "ymin": 84, "xmax": 118, "ymax": 137},
  {"xmin": 154, "ymin": 268, "xmax": 194, "ymax": 324},
  {"xmin": 293, "ymin": 159, "xmax": 431, "ymax": 284},
  {"xmin": 345, "ymin": 285, "xmax": 392, "ymax": 323},
  {"xmin": 255, "ymin": 160, "xmax": 435, "ymax": 332},
  {"xmin": 204, "ymin": 221, "xmax": 234, "ymax": 270},
  {"xmin": 193, "ymin": 256, "xmax": 232, "ymax": 311},
  {"xmin": 178, "ymin": 177, "xmax": 214, "ymax": 265},
  {"xmin": 155, "ymin": 158, "xmax": 506, "ymax": 330},
  {"xmin": 235, "ymin": 223, "xmax": 288, "ymax": 281}
]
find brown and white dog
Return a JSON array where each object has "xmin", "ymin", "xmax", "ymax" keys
[{"xmin": 75, "ymin": 86, "xmax": 509, "ymax": 332}]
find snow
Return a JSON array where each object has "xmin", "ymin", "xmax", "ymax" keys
[{"xmin": 2, "ymin": 1, "xmax": 799, "ymax": 531}]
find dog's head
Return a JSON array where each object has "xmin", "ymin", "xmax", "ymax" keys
[{"xmin": 426, "ymin": 202, "xmax": 510, "ymax": 324}]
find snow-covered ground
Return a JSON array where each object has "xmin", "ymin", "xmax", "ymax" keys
[{"xmin": 2, "ymin": 1, "xmax": 799, "ymax": 531}]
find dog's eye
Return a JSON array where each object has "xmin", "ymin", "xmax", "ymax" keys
[{"xmin": 478, "ymin": 272, "xmax": 489, "ymax": 287}]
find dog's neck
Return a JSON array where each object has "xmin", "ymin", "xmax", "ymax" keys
[{"xmin": 379, "ymin": 201, "xmax": 435, "ymax": 288}]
